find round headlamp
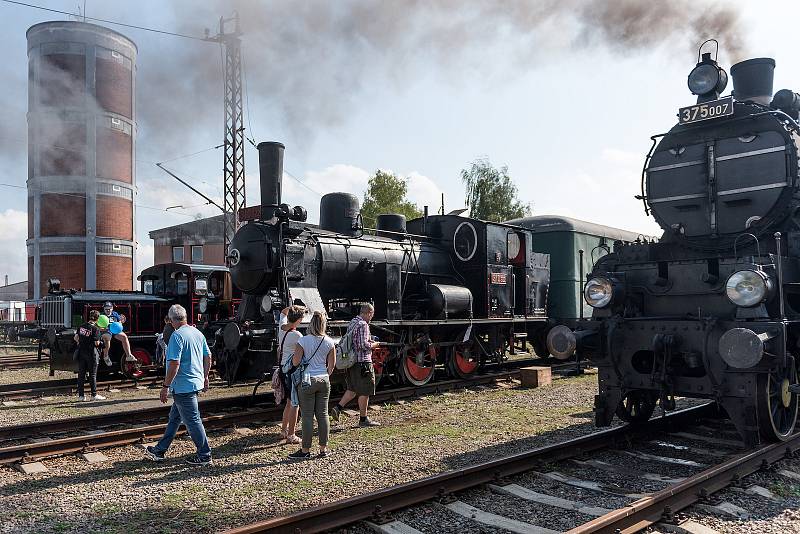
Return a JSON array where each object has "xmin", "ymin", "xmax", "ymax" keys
[
  {"xmin": 260, "ymin": 295, "xmax": 273, "ymax": 315},
  {"xmin": 198, "ymin": 297, "xmax": 208, "ymax": 314},
  {"xmin": 584, "ymin": 277, "xmax": 614, "ymax": 308},
  {"xmin": 688, "ymin": 64, "xmax": 719, "ymax": 95},
  {"xmin": 726, "ymin": 270, "xmax": 772, "ymax": 307}
]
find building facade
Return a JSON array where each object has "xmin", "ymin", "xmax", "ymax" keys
[
  {"xmin": 149, "ymin": 215, "xmax": 226, "ymax": 267},
  {"xmin": 26, "ymin": 21, "xmax": 137, "ymax": 299}
]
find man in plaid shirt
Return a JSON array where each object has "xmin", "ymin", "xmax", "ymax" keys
[{"xmin": 330, "ymin": 303, "xmax": 381, "ymax": 427}]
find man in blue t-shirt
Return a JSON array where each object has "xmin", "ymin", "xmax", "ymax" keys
[{"xmin": 145, "ymin": 304, "xmax": 212, "ymax": 466}]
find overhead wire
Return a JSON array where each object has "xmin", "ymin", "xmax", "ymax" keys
[{"xmin": 0, "ymin": 0, "xmax": 206, "ymax": 41}]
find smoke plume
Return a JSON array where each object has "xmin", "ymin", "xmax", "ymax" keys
[{"xmin": 133, "ymin": 0, "xmax": 745, "ymax": 155}]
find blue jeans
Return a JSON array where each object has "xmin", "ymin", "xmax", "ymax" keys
[{"xmin": 153, "ymin": 391, "xmax": 212, "ymax": 460}]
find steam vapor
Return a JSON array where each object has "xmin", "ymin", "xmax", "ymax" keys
[{"xmin": 135, "ymin": 0, "xmax": 746, "ymax": 153}]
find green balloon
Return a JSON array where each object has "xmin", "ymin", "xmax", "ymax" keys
[{"xmin": 97, "ymin": 314, "xmax": 109, "ymax": 329}]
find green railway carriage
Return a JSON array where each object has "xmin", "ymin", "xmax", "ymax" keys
[{"xmin": 506, "ymin": 215, "xmax": 650, "ymax": 355}]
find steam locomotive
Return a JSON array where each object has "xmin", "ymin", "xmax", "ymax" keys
[
  {"xmin": 216, "ymin": 142, "xmax": 550, "ymax": 385},
  {"xmin": 549, "ymin": 49, "xmax": 800, "ymax": 445}
]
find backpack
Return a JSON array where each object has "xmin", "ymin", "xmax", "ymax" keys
[{"xmin": 335, "ymin": 321, "xmax": 358, "ymax": 370}]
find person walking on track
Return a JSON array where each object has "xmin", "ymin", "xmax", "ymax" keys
[{"xmin": 145, "ymin": 304, "xmax": 213, "ymax": 466}]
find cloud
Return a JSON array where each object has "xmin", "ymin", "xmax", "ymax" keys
[
  {"xmin": 135, "ymin": 242, "xmax": 155, "ymax": 275},
  {"xmin": 0, "ymin": 209, "xmax": 28, "ymax": 283},
  {"xmin": 406, "ymin": 172, "xmax": 444, "ymax": 212}
]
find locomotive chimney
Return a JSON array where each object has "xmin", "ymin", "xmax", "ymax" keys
[
  {"xmin": 257, "ymin": 141, "xmax": 285, "ymax": 220},
  {"xmin": 731, "ymin": 58, "xmax": 776, "ymax": 106}
]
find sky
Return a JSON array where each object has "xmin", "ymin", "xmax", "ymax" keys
[{"xmin": 0, "ymin": 0, "xmax": 797, "ymax": 285}]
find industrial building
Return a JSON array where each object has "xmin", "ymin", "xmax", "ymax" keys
[
  {"xmin": 26, "ymin": 21, "xmax": 137, "ymax": 299},
  {"xmin": 149, "ymin": 215, "xmax": 226, "ymax": 267}
]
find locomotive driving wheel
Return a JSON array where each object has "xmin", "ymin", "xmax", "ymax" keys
[
  {"xmin": 447, "ymin": 344, "xmax": 479, "ymax": 379},
  {"xmin": 615, "ymin": 390, "xmax": 658, "ymax": 424},
  {"xmin": 757, "ymin": 361, "xmax": 799, "ymax": 442},
  {"xmin": 400, "ymin": 346, "xmax": 437, "ymax": 386}
]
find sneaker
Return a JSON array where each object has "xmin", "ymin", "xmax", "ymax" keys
[
  {"xmin": 288, "ymin": 449, "xmax": 311, "ymax": 461},
  {"xmin": 145, "ymin": 446, "xmax": 165, "ymax": 462},
  {"xmin": 125, "ymin": 354, "xmax": 138, "ymax": 363},
  {"xmin": 359, "ymin": 417, "xmax": 381, "ymax": 427},
  {"xmin": 77, "ymin": 396, "xmax": 86, "ymax": 402},
  {"xmin": 329, "ymin": 405, "xmax": 341, "ymax": 422},
  {"xmin": 103, "ymin": 355, "xmax": 112, "ymax": 367},
  {"xmin": 92, "ymin": 394, "xmax": 106, "ymax": 401},
  {"xmin": 186, "ymin": 455, "xmax": 213, "ymax": 466},
  {"xmin": 318, "ymin": 450, "xmax": 330, "ymax": 458},
  {"xmin": 83, "ymin": 396, "xmax": 93, "ymax": 402}
]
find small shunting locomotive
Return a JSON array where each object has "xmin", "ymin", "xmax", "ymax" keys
[{"xmin": 217, "ymin": 142, "xmax": 550, "ymax": 385}]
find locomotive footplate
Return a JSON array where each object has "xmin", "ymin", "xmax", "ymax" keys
[{"xmin": 587, "ymin": 318, "xmax": 792, "ymax": 447}]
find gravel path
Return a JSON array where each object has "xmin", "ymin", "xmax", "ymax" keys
[{"xmin": 0, "ymin": 374, "xmax": 601, "ymax": 533}]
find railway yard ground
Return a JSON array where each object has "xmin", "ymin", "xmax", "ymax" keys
[{"xmin": 0, "ymin": 348, "xmax": 797, "ymax": 533}]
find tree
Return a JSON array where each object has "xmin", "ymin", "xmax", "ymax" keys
[
  {"xmin": 361, "ymin": 170, "xmax": 422, "ymax": 229},
  {"xmin": 461, "ymin": 159, "xmax": 530, "ymax": 222}
]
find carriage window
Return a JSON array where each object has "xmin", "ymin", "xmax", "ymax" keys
[
  {"xmin": 191, "ymin": 245, "xmax": 203, "ymax": 263},
  {"xmin": 172, "ymin": 246, "xmax": 184, "ymax": 262},
  {"xmin": 143, "ymin": 280, "xmax": 153, "ymax": 294},
  {"xmin": 176, "ymin": 279, "xmax": 188, "ymax": 295}
]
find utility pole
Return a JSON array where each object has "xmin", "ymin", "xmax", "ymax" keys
[{"xmin": 205, "ymin": 13, "xmax": 245, "ymax": 264}]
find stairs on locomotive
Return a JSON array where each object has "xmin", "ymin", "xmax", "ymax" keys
[{"xmin": 565, "ymin": 51, "xmax": 800, "ymax": 445}]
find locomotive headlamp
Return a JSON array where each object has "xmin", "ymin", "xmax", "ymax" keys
[
  {"xmin": 725, "ymin": 270, "xmax": 772, "ymax": 307},
  {"xmin": 198, "ymin": 297, "xmax": 208, "ymax": 314},
  {"xmin": 584, "ymin": 277, "xmax": 614, "ymax": 308},
  {"xmin": 688, "ymin": 51, "xmax": 728, "ymax": 99},
  {"xmin": 260, "ymin": 295, "xmax": 273, "ymax": 315}
]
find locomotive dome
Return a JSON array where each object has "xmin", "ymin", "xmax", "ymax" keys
[{"xmin": 646, "ymin": 55, "xmax": 800, "ymax": 249}]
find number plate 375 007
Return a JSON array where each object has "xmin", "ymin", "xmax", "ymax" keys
[{"xmin": 678, "ymin": 96, "xmax": 734, "ymax": 125}]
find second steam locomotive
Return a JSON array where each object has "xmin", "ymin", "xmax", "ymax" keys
[{"xmin": 216, "ymin": 142, "xmax": 550, "ymax": 385}]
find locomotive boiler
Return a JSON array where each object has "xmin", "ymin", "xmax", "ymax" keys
[
  {"xmin": 550, "ymin": 47, "xmax": 800, "ymax": 445},
  {"xmin": 217, "ymin": 142, "xmax": 550, "ymax": 385}
]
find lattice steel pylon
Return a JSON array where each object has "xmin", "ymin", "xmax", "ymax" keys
[{"xmin": 206, "ymin": 13, "xmax": 244, "ymax": 263}]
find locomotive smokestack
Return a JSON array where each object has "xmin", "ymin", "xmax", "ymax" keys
[
  {"xmin": 257, "ymin": 141, "xmax": 285, "ymax": 220},
  {"xmin": 731, "ymin": 58, "xmax": 776, "ymax": 106}
]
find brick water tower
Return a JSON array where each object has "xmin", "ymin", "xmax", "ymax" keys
[{"xmin": 26, "ymin": 21, "xmax": 136, "ymax": 299}]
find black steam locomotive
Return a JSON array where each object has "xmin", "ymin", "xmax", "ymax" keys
[
  {"xmin": 216, "ymin": 142, "xmax": 550, "ymax": 385},
  {"xmin": 550, "ymin": 49, "xmax": 800, "ymax": 445}
]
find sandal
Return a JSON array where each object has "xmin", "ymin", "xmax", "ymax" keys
[
  {"xmin": 285, "ymin": 434, "xmax": 301, "ymax": 444},
  {"xmin": 279, "ymin": 429, "xmax": 288, "ymax": 440}
]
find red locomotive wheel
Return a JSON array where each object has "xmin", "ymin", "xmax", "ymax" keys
[
  {"xmin": 123, "ymin": 348, "xmax": 152, "ymax": 380},
  {"xmin": 372, "ymin": 346, "xmax": 390, "ymax": 385},
  {"xmin": 448, "ymin": 345, "xmax": 479, "ymax": 379},
  {"xmin": 401, "ymin": 347, "xmax": 436, "ymax": 386}
]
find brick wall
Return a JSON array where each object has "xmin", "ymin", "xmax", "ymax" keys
[
  {"xmin": 96, "ymin": 197, "xmax": 133, "ymax": 240},
  {"xmin": 27, "ymin": 257, "xmax": 34, "ymax": 299},
  {"xmin": 27, "ymin": 196, "xmax": 33, "ymax": 239},
  {"xmin": 96, "ymin": 255, "xmax": 132, "ymax": 291},
  {"xmin": 154, "ymin": 245, "xmax": 172, "ymax": 265},
  {"xmin": 40, "ymin": 254, "xmax": 84, "ymax": 294},
  {"xmin": 41, "ymin": 193, "xmax": 85, "ymax": 236},
  {"xmin": 96, "ymin": 127, "xmax": 132, "ymax": 183}
]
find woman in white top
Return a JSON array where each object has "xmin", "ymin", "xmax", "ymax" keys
[
  {"xmin": 288, "ymin": 311, "xmax": 336, "ymax": 460},
  {"xmin": 278, "ymin": 305, "xmax": 304, "ymax": 444}
]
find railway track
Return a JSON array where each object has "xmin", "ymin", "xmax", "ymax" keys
[
  {"xmin": 0, "ymin": 352, "xmax": 47, "ymax": 370},
  {"xmin": 0, "ymin": 369, "xmax": 524, "ymax": 466},
  {"xmin": 0, "ymin": 355, "xmax": 579, "ymax": 400},
  {"xmin": 0, "ymin": 376, "xmax": 162, "ymax": 400},
  {"xmin": 223, "ymin": 404, "xmax": 800, "ymax": 534}
]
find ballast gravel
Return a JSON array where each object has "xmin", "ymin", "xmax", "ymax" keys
[{"xmin": 0, "ymin": 374, "xmax": 600, "ymax": 533}]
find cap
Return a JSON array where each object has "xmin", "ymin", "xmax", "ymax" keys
[{"xmin": 103, "ymin": 301, "xmax": 113, "ymax": 307}]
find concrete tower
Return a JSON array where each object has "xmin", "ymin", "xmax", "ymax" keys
[{"xmin": 26, "ymin": 21, "xmax": 136, "ymax": 299}]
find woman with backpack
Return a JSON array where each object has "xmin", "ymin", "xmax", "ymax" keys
[
  {"xmin": 278, "ymin": 305, "xmax": 304, "ymax": 444},
  {"xmin": 288, "ymin": 310, "xmax": 336, "ymax": 460}
]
